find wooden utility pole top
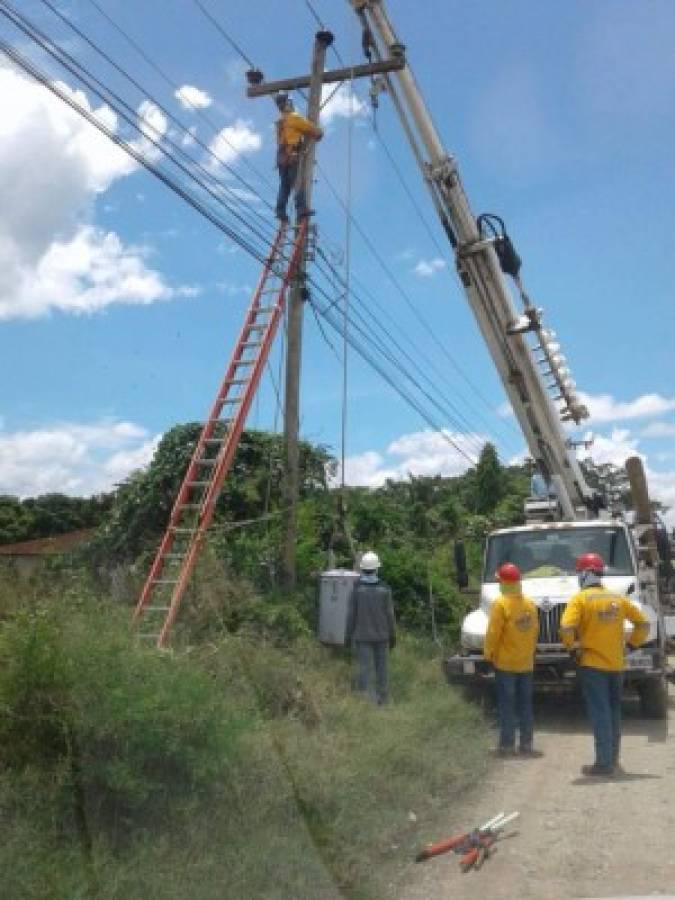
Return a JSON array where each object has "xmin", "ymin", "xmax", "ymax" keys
[{"xmin": 246, "ymin": 33, "xmax": 406, "ymax": 590}]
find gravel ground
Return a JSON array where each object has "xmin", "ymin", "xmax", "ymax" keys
[{"xmin": 394, "ymin": 683, "xmax": 675, "ymax": 900}]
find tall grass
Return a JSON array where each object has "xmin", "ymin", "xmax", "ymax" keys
[{"xmin": 0, "ymin": 569, "xmax": 490, "ymax": 899}]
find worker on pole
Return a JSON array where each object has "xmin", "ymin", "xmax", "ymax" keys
[
  {"xmin": 274, "ymin": 93, "xmax": 323, "ymax": 223},
  {"xmin": 483, "ymin": 563, "xmax": 539, "ymax": 756},
  {"xmin": 560, "ymin": 552, "xmax": 649, "ymax": 776}
]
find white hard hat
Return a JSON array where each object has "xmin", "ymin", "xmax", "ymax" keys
[{"xmin": 360, "ymin": 550, "xmax": 380, "ymax": 571}]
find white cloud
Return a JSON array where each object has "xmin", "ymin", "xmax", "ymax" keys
[
  {"xmin": 0, "ymin": 420, "xmax": 160, "ymax": 497},
  {"xmin": 580, "ymin": 428, "xmax": 640, "ymax": 469},
  {"xmin": 0, "ymin": 228, "xmax": 195, "ymax": 320},
  {"xmin": 174, "ymin": 85, "xmax": 213, "ymax": 110},
  {"xmin": 339, "ymin": 429, "xmax": 482, "ymax": 487},
  {"xmin": 642, "ymin": 421, "xmax": 675, "ymax": 439},
  {"xmin": 581, "ymin": 392, "xmax": 675, "ymax": 424},
  {"xmin": 0, "ymin": 66, "xmax": 181, "ymax": 319},
  {"xmin": 413, "ymin": 257, "xmax": 447, "ymax": 278},
  {"xmin": 320, "ymin": 84, "xmax": 367, "ymax": 126},
  {"xmin": 206, "ymin": 119, "xmax": 262, "ymax": 170}
]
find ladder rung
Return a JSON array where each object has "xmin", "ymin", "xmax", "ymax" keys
[
  {"xmin": 235, "ymin": 359, "xmax": 255, "ymax": 366},
  {"xmin": 163, "ymin": 553, "xmax": 185, "ymax": 559},
  {"xmin": 146, "ymin": 606, "xmax": 171, "ymax": 612},
  {"xmin": 242, "ymin": 341, "xmax": 262, "ymax": 349},
  {"xmin": 196, "ymin": 458, "xmax": 218, "ymax": 466},
  {"xmin": 139, "ymin": 633, "xmax": 161, "ymax": 640},
  {"xmin": 187, "ymin": 481, "xmax": 210, "ymax": 488},
  {"xmin": 170, "ymin": 526, "xmax": 196, "ymax": 532},
  {"xmin": 180, "ymin": 503, "xmax": 203, "ymax": 509},
  {"xmin": 255, "ymin": 306, "xmax": 276, "ymax": 314},
  {"xmin": 153, "ymin": 578, "xmax": 178, "ymax": 584},
  {"xmin": 217, "ymin": 397, "xmax": 241, "ymax": 404},
  {"xmin": 204, "ymin": 438, "xmax": 225, "ymax": 444},
  {"xmin": 248, "ymin": 323, "xmax": 267, "ymax": 330}
]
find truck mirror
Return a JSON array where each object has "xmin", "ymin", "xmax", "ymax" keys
[{"xmin": 454, "ymin": 540, "xmax": 469, "ymax": 589}]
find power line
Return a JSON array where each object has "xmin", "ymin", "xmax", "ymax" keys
[
  {"xmin": 83, "ymin": 0, "xmax": 275, "ymax": 192},
  {"xmin": 0, "ymin": 1, "xmax": 279, "ymax": 260},
  {"xmin": 36, "ymin": 0, "xmax": 277, "ymax": 233},
  {"xmin": 2, "ymin": 11, "xmax": 495, "ymax": 467},
  {"xmin": 190, "ymin": 0, "xmax": 256, "ymax": 70}
]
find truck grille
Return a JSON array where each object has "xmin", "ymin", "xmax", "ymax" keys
[{"xmin": 537, "ymin": 603, "xmax": 566, "ymax": 645}]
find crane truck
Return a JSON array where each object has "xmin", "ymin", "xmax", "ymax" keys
[{"xmin": 349, "ymin": 0, "xmax": 672, "ymax": 717}]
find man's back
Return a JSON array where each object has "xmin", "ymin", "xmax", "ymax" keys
[{"xmin": 346, "ymin": 581, "xmax": 395, "ymax": 643}]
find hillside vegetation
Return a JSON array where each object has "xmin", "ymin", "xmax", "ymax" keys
[{"xmin": 0, "ymin": 427, "xmax": 529, "ymax": 898}]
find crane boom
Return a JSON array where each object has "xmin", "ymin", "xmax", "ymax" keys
[{"xmin": 350, "ymin": 0, "xmax": 598, "ymax": 520}]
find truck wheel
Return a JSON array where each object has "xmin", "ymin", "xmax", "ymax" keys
[{"xmin": 638, "ymin": 675, "xmax": 668, "ymax": 719}]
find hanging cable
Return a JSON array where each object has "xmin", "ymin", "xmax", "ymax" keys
[
  {"xmin": 340, "ymin": 74, "xmax": 354, "ymax": 493},
  {"xmin": 0, "ymin": 2, "xmax": 278, "ymax": 261},
  {"xmin": 0, "ymin": 23, "xmax": 485, "ymax": 466},
  {"xmin": 189, "ymin": 0, "xmax": 256, "ymax": 70},
  {"xmin": 83, "ymin": 0, "xmax": 275, "ymax": 192},
  {"xmin": 35, "ymin": 0, "xmax": 278, "ymax": 246}
]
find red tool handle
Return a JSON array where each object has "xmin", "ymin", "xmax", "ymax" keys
[
  {"xmin": 460, "ymin": 846, "xmax": 480, "ymax": 871},
  {"xmin": 415, "ymin": 833, "xmax": 468, "ymax": 862}
]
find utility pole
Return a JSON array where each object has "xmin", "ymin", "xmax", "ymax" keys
[
  {"xmin": 246, "ymin": 31, "xmax": 405, "ymax": 589},
  {"xmin": 281, "ymin": 29, "xmax": 333, "ymax": 590}
]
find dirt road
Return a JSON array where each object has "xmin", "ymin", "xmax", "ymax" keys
[{"xmin": 395, "ymin": 685, "xmax": 675, "ymax": 900}]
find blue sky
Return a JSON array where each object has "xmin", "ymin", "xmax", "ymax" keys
[{"xmin": 1, "ymin": 0, "xmax": 674, "ymax": 521}]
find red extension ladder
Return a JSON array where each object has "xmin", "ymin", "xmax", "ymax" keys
[{"xmin": 134, "ymin": 221, "xmax": 307, "ymax": 646}]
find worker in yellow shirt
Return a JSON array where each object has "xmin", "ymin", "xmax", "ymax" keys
[
  {"xmin": 484, "ymin": 563, "xmax": 539, "ymax": 756},
  {"xmin": 560, "ymin": 552, "xmax": 649, "ymax": 776},
  {"xmin": 274, "ymin": 93, "xmax": 323, "ymax": 223}
]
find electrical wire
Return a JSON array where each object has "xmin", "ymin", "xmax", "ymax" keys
[
  {"xmin": 0, "ymin": 1, "xmax": 278, "ymax": 261},
  {"xmin": 1, "ymin": 17, "xmax": 485, "ymax": 466},
  {"xmin": 35, "ymin": 0, "xmax": 278, "ymax": 240},
  {"xmin": 83, "ymin": 0, "xmax": 275, "ymax": 192},
  {"xmin": 190, "ymin": 0, "xmax": 257, "ymax": 70}
]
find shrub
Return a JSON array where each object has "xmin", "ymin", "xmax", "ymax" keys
[{"xmin": 0, "ymin": 597, "xmax": 247, "ymax": 841}]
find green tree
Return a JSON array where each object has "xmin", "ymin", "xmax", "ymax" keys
[{"xmin": 475, "ymin": 443, "xmax": 503, "ymax": 514}]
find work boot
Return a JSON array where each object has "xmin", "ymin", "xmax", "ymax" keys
[
  {"xmin": 495, "ymin": 746, "xmax": 517, "ymax": 758},
  {"xmin": 581, "ymin": 763, "xmax": 614, "ymax": 776},
  {"xmin": 518, "ymin": 745, "xmax": 543, "ymax": 758}
]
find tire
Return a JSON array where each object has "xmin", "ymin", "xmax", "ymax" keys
[{"xmin": 638, "ymin": 675, "xmax": 668, "ymax": 719}]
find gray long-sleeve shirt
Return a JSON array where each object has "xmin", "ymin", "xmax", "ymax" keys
[{"xmin": 345, "ymin": 579, "xmax": 396, "ymax": 644}]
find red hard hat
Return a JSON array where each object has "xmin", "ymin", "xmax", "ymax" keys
[
  {"xmin": 497, "ymin": 562, "xmax": 521, "ymax": 583},
  {"xmin": 575, "ymin": 552, "xmax": 604, "ymax": 574}
]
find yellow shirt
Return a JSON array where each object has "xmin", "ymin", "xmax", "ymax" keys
[
  {"xmin": 559, "ymin": 587, "xmax": 649, "ymax": 671},
  {"xmin": 276, "ymin": 111, "xmax": 322, "ymax": 150},
  {"xmin": 483, "ymin": 592, "xmax": 538, "ymax": 673}
]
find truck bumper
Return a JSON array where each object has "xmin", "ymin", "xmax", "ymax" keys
[{"xmin": 444, "ymin": 650, "xmax": 667, "ymax": 687}]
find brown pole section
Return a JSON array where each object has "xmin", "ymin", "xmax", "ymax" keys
[{"xmin": 281, "ymin": 30, "xmax": 334, "ymax": 589}]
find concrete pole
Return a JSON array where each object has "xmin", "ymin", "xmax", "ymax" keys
[{"xmin": 281, "ymin": 29, "xmax": 334, "ymax": 589}]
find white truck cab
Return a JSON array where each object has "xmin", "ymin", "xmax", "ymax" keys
[{"xmin": 447, "ymin": 520, "xmax": 668, "ymax": 717}]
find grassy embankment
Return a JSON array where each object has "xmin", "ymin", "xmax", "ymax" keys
[{"xmin": 0, "ymin": 567, "xmax": 490, "ymax": 899}]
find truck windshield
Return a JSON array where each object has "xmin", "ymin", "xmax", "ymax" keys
[{"xmin": 484, "ymin": 527, "xmax": 634, "ymax": 580}]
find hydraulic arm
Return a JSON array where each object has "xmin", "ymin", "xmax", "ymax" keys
[{"xmin": 351, "ymin": 0, "xmax": 597, "ymax": 520}]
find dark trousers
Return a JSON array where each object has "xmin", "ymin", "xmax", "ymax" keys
[
  {"xmin": 579, "ymin": 666, "xmax": 622, "ymax": 768},
  {"xmin": 355, "ymin": 641, "xmax": 389, "ymax": 704},
  {"xmin": 275, "ymin": 160, "xmax": 306, "ymax": 219},
  {"xmin": 495, "ymin": 669, "xmax": 534, "ymax": 749}
]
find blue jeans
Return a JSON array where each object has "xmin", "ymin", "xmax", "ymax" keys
[
  {"xmin": 579, "ymin": 666, "xmax": 622, "ymax": 768},
  {"xmin": 276, "ymin": 161, "xmax": 306, "ymax": 219},
  {"xmin": 495, "ymin": 670, "xmax": 534, "ymax": 749},
  {"xmin": 355, "ymin": 641, "xmax": 389, "ymax": 704}
]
